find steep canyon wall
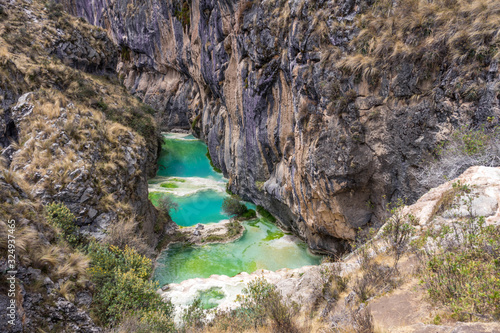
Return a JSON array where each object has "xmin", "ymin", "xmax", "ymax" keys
[{"xmin": 59, "ymin": 0, "xmax": 500, "ymax": 253}]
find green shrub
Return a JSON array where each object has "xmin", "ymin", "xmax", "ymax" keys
[
  {"xmin": 87, "ymin": 242, "xmax": 174, "ymax": 327},
  {"xmin": 240, "ymin": 209, "xmax": 256, "ymax": 220},
  {"xmin": 222, "ymin": 196, "xmax": 248, "ymax": 217},
  {"xmin": 236, "ymin": 277, "xmax": 300, "ymax": 332},
  {"xmin": 256, "ymin": 205, "xmax": 276, "ymax": 222},
  {"xmin": 96, "ymin": 270, "xmax": 171, "ymax": 326},
  {"xmin": 210, "ymin": 278, "xmax": 300, "ymax": 332},
  {"xmin": 174, "ymin": 0, "xmax": 190, "ymax": 28},
  {"xmin": 423, "ymin": 216, "xmax": 500, "ymax": 321},
  {"xmin": 44, "ymin": 202, "xmax": 80, "ymax": 247},
  {"xmin": 121, "ymin": 45, "xmax": 131, "ymax": 62}
]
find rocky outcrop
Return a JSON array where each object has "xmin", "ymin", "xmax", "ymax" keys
[
  {"xmin": 394, "ymin": 165, "xmax": 500, "ymax": 231},
  {"xmin": 58, "ymin": 0, "xmax": 500, "ymax": 253},
  {"xmin": 0, "ymin": 264, "xmax": 101, "ymax": 333},
  {"xmin": 0, "ymin": 0, "xmax": 161, "ymax": 248},
  {"xmin": 6, "ymin": 91, "xmax": 159, "ymax": 242}
]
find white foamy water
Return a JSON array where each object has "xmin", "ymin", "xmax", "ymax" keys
[
  {"xmin": 148, "ymin": 176, "xmax": 227, "ymax": 197},
  {"xmin": 161, "ymin": 132, "xmax": 199, "ymax": 141}
]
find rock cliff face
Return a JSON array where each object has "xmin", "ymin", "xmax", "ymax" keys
[{"xmin": 59, "ymin": 0, "xmax": 500, "ymax": 253}]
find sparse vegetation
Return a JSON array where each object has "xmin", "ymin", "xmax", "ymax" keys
[
  {"xmin": 415, "ymin": 126, "xmax": 500, "ymax": 190},
  {"xmin": 174, "ymin": 0, "xmax": 190, "ymax": 29},
  {"xmin": 206, "ymin": 149, "xmax": 222, "ymax": 173},
  {"xmin": 157, "ymin": 195, "xmax": 179, "ymax": 214},
  {"xmin": 209, "ymin": 277, "xmax": 301, "ymax": 332},
  {"xmin": 421, "ymin": 185, "xmax": 500, "ymax": 321},
  {"xmin": 381, "ymin": 199, "xmax": 416, "ymax": 270},
  {"xmin": 257, "ymin": 205, "xmax": 277, "ymax": 222},
  {"xmin": 160, "ymin": 182, "xmax": 179, "ymax": 189},
  {"xmin": 87, "ymin": 242, "xmax": 175, "ymax": 328},
  {"xmin": 338, "ymin": 0, "xmax": 500, "ymax": 85},
  {"xmin": 204, "ymin": 221, "xmax": 242, "ymax": 242}
]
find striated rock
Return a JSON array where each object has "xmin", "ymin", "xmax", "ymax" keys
[{"xmin": 58, "ymin": 0, "xmax": 500, "ymax": 254}]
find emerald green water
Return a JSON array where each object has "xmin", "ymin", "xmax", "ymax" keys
[
  {"xmin": 156, "ymin": 133, "xmax": 224, "ymax": 180},
  {"xmin": 149, "ymin": 133, "xmax": 321, "ymax": 285},
  {"xmin": 153, "ymin": 219, "xmax": 320, "ymax": 285}
]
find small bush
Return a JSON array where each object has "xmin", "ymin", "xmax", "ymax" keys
[
  {"xmin": 381, "ymin": 198, "xmax": 416, "ymax": 269},
  {"xmin": 422, "ymin": 188, "xmax": 500, "ymax": 322},
  {"xmin": 121, "ymin": 45, "xmax": 131, "ymax": 62},
  {"xmin": 87, "ymin": 242, "xmax": 174, "ymax": 327},
  {"xmin": 319, "ymin": 264, "xmax": 350, "ymax": 317},
  {"xmin": 331, "ymin": 304, "xmax": 374, "ymax": 333},
  {"xmin": 182, "ymin": 298, "xmax": 207, "ymax": 330},
  {"xmin": 44, "ymin": 202, "xmax": 80, "ymax": 247},
  {"xmin": 353, "ymin": 261, "xmax": 395, "ymax": 302},
  {"xmin": 157, "ymin": 195, "xmax": 179, "ymax": 214},
  {"xmin": 240, "ymin": 208, "xmax": 256, "ymax": 220},
  {"xmin": 237, "ymin": 277, "xmax": 300, "ymax": 332},
  {"xmin": 174, "ymin": 0, "xmax": 190, "ymax": 28},
  {"xmin": 226, "ymin": 221, "xmax": 242, "ymax": 237},
  {"xmin": 320, "ymin": 264, "xmax": 349, "ymax": 302},
  {"xmin": 222, "ymin": 196, "xmax": 248, "ymax": 217}
]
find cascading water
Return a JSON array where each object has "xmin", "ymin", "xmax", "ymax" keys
[{"xmin": 148, "ymin": 133, "xmax": 321, "ymax": 311}]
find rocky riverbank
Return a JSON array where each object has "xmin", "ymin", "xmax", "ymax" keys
[{"xmin": 177, "ymin": 220, "xmax": 245, "ymax": 245}]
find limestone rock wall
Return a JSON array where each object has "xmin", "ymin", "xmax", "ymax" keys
[{"xmin": 58, "ymin": 0, "xmax": 500, "ymax": 253}]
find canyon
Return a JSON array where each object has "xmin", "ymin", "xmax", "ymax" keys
[
  {"xmin": 1, "ymin": 0, "xmax": 499, "ymax": 331},
  {"xmin": 59, "ymin": 0, "xmax": 500, "ymax": 254}
]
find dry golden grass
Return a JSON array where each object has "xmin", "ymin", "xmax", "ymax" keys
[
  {"xmin": 338, "ymin": 0, "xmax": 500, "ymax": 84},
  {"xmin": 58, "ymin": 280, "xmax": 76, "ymax": 302},
  {"xmin": 35, "ymin": 245, "xmax": 61, "ymax": 269},
  {"xmin": 55, "ymin": 252, "xmax": 90, "ymax": 279},
  {"xmin": 105, "ymin": 215, "xmax": 150, "ymax": 255}
]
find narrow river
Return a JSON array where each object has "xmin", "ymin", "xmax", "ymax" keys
[{"xmin": 148, "ymin": 133, "xmax": 321, "ymax": 302}]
